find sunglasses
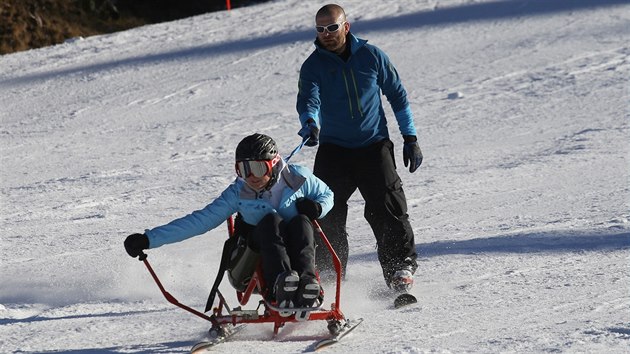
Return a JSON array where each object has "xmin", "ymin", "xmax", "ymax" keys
[
  {"xmin": 235, "ymin": 155, "xmax": 280, "ymax": 178},
  {"xmin": 316, "ymin": 21, "xmax": 345, "ymax": 34}
]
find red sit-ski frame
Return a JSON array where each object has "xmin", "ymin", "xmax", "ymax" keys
[{"xmin": 141, "ymin": 216, "xmax": 348, "ymax": 336}]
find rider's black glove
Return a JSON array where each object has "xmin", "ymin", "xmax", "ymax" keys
[
  {"xmin": 296, "ymin": 198, "xmax": 322, "ymax": 220},
  {"xmin": 124, "ymin": 233, "xmax": 149, "ymax": 258}
]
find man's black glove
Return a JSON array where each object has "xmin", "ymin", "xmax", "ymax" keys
[
  {"xmin": 124, "ymin": 233, "xmax": 149, "ymax": 258},
  {"xmin": 402, "ymin": 135, "xmax": 423, "ymax": 173},
  {"xmin": 296, "ymin": 197, "xmax": 322, "ymax": 220},
  {"xmin": 298, "ymin": 119, "xmax": 319, "ymax": 147}
]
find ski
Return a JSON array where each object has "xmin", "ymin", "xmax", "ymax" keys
[
  {"xmin": 190, "ymin": 324, "xmax": 247, "ymax": 353},
  {"xmin": 394, "ymin": 293, "xmax": 418, "ymax": 309},
  {"xmin": 368, "ymin": 287, "xmax": 419, "ymax": 309},
  {"xmin": 313, "ymin": 318, "xmax": 364, "ymax": 351}
]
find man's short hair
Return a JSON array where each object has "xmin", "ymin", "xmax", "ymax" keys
[{"xmin": 316, "ymin": 4, "xmax": 346, "ymax": 21}]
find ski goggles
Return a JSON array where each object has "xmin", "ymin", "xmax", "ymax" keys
[
  {"xmin": 316, "ymin": 21, "xmax": 346, "ymax": 34},
  {"xmin": 235, "ymin": 155, "xmax": 280, "ymax": 178}
]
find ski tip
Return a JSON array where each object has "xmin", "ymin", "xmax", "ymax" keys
[
  {"xmin": 314, "ymin": 338, "xmax": 337, "ymax": 351},
  {"xmin": 191, "ymin": 342, "xmax": 212, "ymax": 353},
  {"xmin": 312, "ymin": 317, "xmax": 364, "ymax": 351},
  {"xmin": 394, "ymin": 293, "xmax": 418, "ymax": 309},
  {"xmin": 190, "ymin": 324, "xmax": 248, "ymax": 353}
]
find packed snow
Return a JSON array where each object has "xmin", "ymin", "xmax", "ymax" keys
[{"xmin": 1, "ymin": 0, "xmax": 629, "ymax": 352}]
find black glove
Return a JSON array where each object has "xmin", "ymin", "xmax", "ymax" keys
[
  {"xmin": 124, "ymin": 233, "xmax": 149, "ymax": 258},
  {"xmin": 402, "ymin": 135, "xmax": 423, "ymax": 173},
  {"xmin": 296, "ymin": 198, "xmax": 322, "ymax": 220},
  {"xmin": 297, "ymin": 119, "xmax": 319, "ymax": 147}
]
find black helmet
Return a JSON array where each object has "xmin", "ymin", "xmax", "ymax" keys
[{"xmin": 235, "ymin": 133, "xmax": 278, "ymax": 162}]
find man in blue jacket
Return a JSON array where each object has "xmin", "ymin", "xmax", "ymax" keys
[
  {"xmin": 124, "ymin": 133, "xmax": 334, "ymax": 310},
  {"xmin": 296, "ymin": 4, "xmax": 423, "ymax": 293}
]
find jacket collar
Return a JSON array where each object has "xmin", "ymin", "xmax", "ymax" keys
[{"xmin": 314, "ymin": 32, "xmax": 367, "ymax": 58}]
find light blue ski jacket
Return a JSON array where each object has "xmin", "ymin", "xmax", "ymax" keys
[
  {"xmin": 297, "ymin": 33, "xmax": 417, "ymax": 148},
  {"xmin": 145, "ymin": 163, "xmax": 333, "ymax": 249}
]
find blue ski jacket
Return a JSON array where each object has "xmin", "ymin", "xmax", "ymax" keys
[
  {"xmin": 145, "ymin": 163, "xmax": 333, "ymax": 249},
  {"xmin": 297, "ymin": 33, "xmax": 417, "ymax": 148}
]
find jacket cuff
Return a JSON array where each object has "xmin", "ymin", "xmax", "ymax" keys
[
  {"xmin": 403, "ymin": 135, "xmax": 417, "ymax": 143},
  {"xmin": 394, "ymin": 106, "xmax": 417, "ymax": 136},
  {"xmin": 299, "ymin": 112, "xmax": 319, "ymax": 127}
]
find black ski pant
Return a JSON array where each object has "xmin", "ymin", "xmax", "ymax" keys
[
  {"xmin": 313, "ymin": 139, "xmax": 417, "ymax": 283},
  {"xmin": 248, "ymin": 213, "xmax": 317, "ymax": 297}
]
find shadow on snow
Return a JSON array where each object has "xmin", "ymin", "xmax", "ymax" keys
[
  {"xmin": 418, "ymin": 229, "xmax": 629, "ymax": 257},
  {"xmin": 0, "ymin": 307, "xmax": 172, "ymax": 326},
  {"xmin": 35, "ymin": 341, "xmax": 192, "ymax": 354},
  {"xmin": 350, "ymin": 228, "xmax": 629, "ymax": 263},
  {"xmin": 1, "ymin": 0, "xmax": 627, "ymax": 86}
]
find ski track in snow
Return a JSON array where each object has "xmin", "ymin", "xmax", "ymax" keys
[{"xmin": 1, "ymin": 0, "xmax": 629, "ymax": 352}]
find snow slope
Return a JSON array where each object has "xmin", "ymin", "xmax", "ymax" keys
[{"xmin": 1, "ymin": 0, "xmax": 629, "ymax": 352}]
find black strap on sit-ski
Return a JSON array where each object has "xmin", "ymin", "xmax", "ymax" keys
[{"xmin": 204, "ymin": 236, "xmax": 238, "ymax": 313}]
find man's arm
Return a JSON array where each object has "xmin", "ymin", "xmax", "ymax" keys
[
  {"xmin": 296, "ymin": 62, "xmax": 321, "ymax": 127},
  {"xmin": 296, "ymin": 61, "xmax": 322, "ymax": 146},
  {"xmin": 374, "ymin": 47, "xmax": 417, "ymax": 137},
  {"xmin": 374, "ymin": 46, "xmax": 422, "ymax": 172}
]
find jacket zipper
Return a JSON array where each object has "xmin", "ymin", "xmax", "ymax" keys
[
  {"xmin": 341, "ymin": 68, "xmax": 364, "ymax": 119},
  {"xmin": 341, "ymin": 69, "xmax": 354, "ymax": 119},
  {"xmin": 349, "ymin": 69, "xmax": 364, "ymax": 117}
]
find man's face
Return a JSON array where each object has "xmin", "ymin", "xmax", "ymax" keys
[{"xmin": 315, "ymin": 13, "xmax": 349, "ymax": 54}]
